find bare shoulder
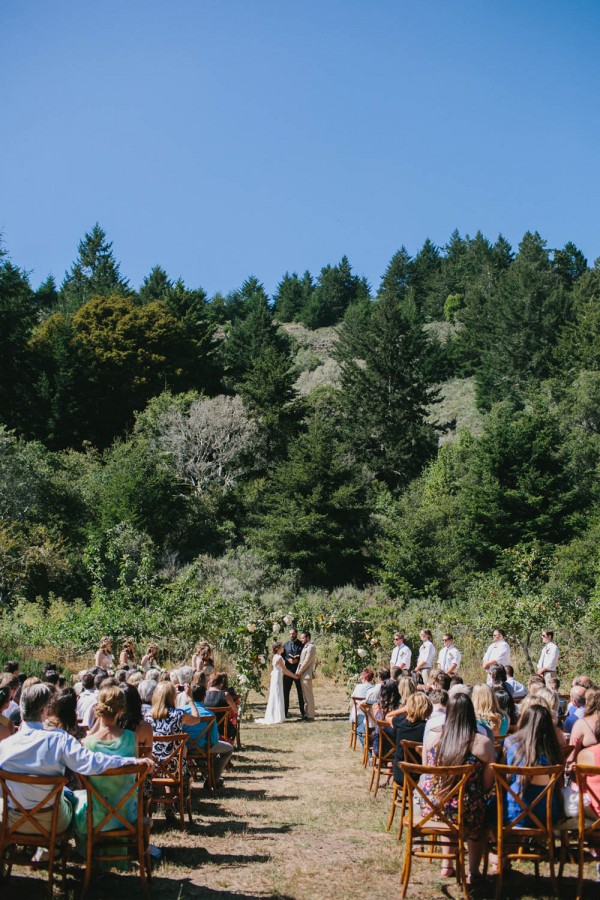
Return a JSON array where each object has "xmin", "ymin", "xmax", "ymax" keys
[{"xmin": 472, "ymin": 732, "xmax": 494, "ymax": 760}]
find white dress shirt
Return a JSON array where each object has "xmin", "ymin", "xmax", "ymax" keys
[
  {"xmin": 438, "ymin": 644, "xmax": 461, "ymax": 674},
  {"xmin": 537, "ymin": 642, "xmax": 559, "ymax": 672},
  {"xmin": 390, "ymin": 643, "xmax": 412, "ymax": 671},
  {"xmin": 483, "ymin": 640, "xmax": 511, "ymax": 670},
  {"xmin": 416, "ymin": 640, "xmax": 435, "ymax": 670}
]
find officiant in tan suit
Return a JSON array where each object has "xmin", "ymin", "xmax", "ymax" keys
[{"xmin": 296, "ymin": 631, "xmax": 317, "ymax": 721}]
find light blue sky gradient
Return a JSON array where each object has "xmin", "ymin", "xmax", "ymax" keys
[{"xmin": 2, "ymin": 0, "xmax": 598, "ymax": 295}]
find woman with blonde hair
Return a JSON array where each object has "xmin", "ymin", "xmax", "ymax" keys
[
  {"xmin": 144, "ymin": 681, "xmax": 203, "ymax": 776},
  {"xmin": 388, "ymin": 692, "xmax": 432, "ymax": 786},
  {"xmin": 119, "ymin": 638, "xmax": 136, "ymax": 669},
  {"xmin": 472, "ymin": 684, "xmax": 507, "ymax": 736}
]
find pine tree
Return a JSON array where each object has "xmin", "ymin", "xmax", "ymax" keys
[
  {"xmin": 138, "ymin": 266, "xmax": 172, "ymax": 303},
  {"xmin": 335, "ymin": 293, "xmax": 439, "ymax": 493},
  {"xmin": 272, "ymin": 272, "xmax": 306, "ymax": 322},
  {"xmin": 60, "ymin": 223, "xmax": 130, "ymax": 310},
  {"xmin": 35, "ymin": 274, "xmax": 59, "ymax": 309},
  {"xmin": 409, "ymin": 238, "xmax": 442, "ymax": 320},
  {"xmin": 0, "ymin": 260, "xmax": 37, "ymax": 430},
  {"xmin": 299, "ymin": 256, "xmax": 370, "ymax": 328},
  {"xmin": 378, "ymin": 247, "xmax": 412, "ymax": 306},
  {"xmin": 552, "ymin": 241, "xmax": 588, "ymax": 290}
]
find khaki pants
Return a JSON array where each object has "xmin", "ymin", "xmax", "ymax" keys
[
  {"xmin": 301, "ymin": 676, "xmax": 315, "ymax": 718},
  {"xmin": 544, "ymin": 671, "xmax": 557, "ymax": 687},
  {"xmin": 1, "ymin": 792, "xmax": 73, "ymax": 835}
]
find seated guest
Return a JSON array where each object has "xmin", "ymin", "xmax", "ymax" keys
[
  {"xmin": 126, "ymin": 671, "xmax": 144, "ymax": 687},
  {"xmin": 183, "ymin": 683, "xmax": 234, "ymax": 789},
  {"xmin": 0, "ymin": 684, "xmax": 152, "ymax": 835},
  {"xmin": 472, "ymin": 684, "xmax": 507, "ymax": 737},
  {"xmin": 422, "ymin": 689, "xmax": 448, "ymax": 744},
  {"xmin": 144, "ymin": 681, "xmax": 204, "ymax": 779},
  {"xmin": 138, "ymin": 679, "xmax": 157, "ymax": 717},
  {"xmin": 501, "ymin": 703, "xmax": 562, "ymax": 826},
  {"xmin": 371, "ymin": 680, "xmax": 400, "ymax": 756},
  {"xmin": 570, "ymin": 686, "xmax": 600, "ymax": 748},
  {"xmin": 349, "ymin": 668, "xmax": 375, "ymax": 723},
  {"xmin": 175, "ymin": 667, "xmax": 195, "ymax": 709},
  {"xmin": 448, "ymin": 675, "xmax": 463, "ymax": 689},
  {"xmin": 0, "ymin": 673, "xmax": 21, "ymax": 725},
  {"xmin": 205, "ymin": 673, "xmax": 239, "ymax": 742},
  {"xmin": 76, "ymin": 671, "xmax": 97, "ymax": 721},
  {"xmin": 0, "ymin": 682, "xmax": 15, "ymax": 741},
  {"xmin": 564, "ymin": 686, "xmax": 587, "ymax": 735},
  {"xmin": 365, "ymin": 668, "xmax": 391, "ymax": 705},
  {"xmin": 548, "ymin": 676, "xmax": 560, "ymax": 692},
  {"xmin": 389, "ymin": 692, "xmax": 432, "ymax": 786},
  {"xmin": 45, "ymin": 688, "xmax": 86, "ymax": 740},
  {"xmin": 433, "ymin": 672, "xmax": 451, "ymax": 692},
  {"xmin": 527, "ymin": 675, "xmax": 545, "ymax": 696},
  {"xmin": 118, "ymin": 684, "xmax": 154, "ymax": 754},
  {"xmin": 504, "ymin": 665, "xmax": 527, "ymax": 699},
  {"xmin": 421, "ymin": 693, "xmax": 494, "ymax": 883}
]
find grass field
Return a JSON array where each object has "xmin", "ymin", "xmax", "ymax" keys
[{"xmin": 2, "ymin": 679, "xmax": 597, "ymax": 899}]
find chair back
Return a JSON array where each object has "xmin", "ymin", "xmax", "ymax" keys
[
  {"xmin": 399, "ymin": 761, "xmax": 473, "ymax": 835},
  {"xmin": 490, "ymin": 763, "xmax": 563, "ymax": 836},
  {"xmin": 0, "ymin": 770, "xmax": 68, "ymax": 843},
  {"xmin": 78, "ymin": 763, "xmax": 149, "ymax": 841},
  {"xmin": 573, "ymin": 763, "xmax": 600, "ymax": 837},
  {"xmin": 185, "ymin": 716, "xmax": 215, "ymax": 757},
  {"xmin": 400, "ymin": 740, "xmax": 422, "ymax": 765},
  {"xmin": 151, "ymin": 732, "xmax": 188, "ymax": 784},
  {"xmin": 206, "ymin": 706, "xmax": 230, "ymax": 741}
]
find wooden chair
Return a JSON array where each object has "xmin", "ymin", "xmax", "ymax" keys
[
  {"xmin": 489, "ymin": 762, "xmax": 563, "ymax": 900},
  {"xmin": 386, "ymin": 740, "xmax": 422, "ymax": 837},
  {"xmin": 78, "ymin": 763, "xmax": 151, "ymax": 900},
  {"xmin": 207, "ymin": 706, "xmax": 231, "ymax": 742},
  {"xmin": 359, "ymin": 702, "xmax": 375, "ymax": 769},
  {"xmin": 398, "ymin": 761, "xmax": 473, "ymax": 899},
  {"xmin": 0, "ymin": 771, "xmax": 70, "ymax": 897},
  {"xmin": 369, "ymin": 720, "xmax": 396, "ymax": 797},
  {"xmin": 184, "ymin": 716, "xmax": 216, "ymax": 790},
  {"xmin": 349, "ymin": 698, "xmax": 362, "ymax": 751},
  {"xmin": 568, "ymin": 764, "xmax": 600, "ymax": 900},
  {"xmin": 150, "ymin": 733, "xmax": 190, "ymax": 831}
]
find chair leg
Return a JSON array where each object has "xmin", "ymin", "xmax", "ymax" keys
[
  {"xmin": 386, "ymin": 782, "xmax": 398, "ymax": 831},
  {"xmin": 576, "ymin": 836, "xmax": 585, "ymax": 900},
  {"xmin": 401, "ymin": 826, "xmax": 413, "ymax": 898},
  {"xmin": 82, "ymin": 836, "xmax": 94, "ymax": 899},
  {"xmin": 373, "ymin": 761, "xmax": 381, "ymax": 798},
  {"xmin": 179, "ymin": 785, "xmax": 186, "ymax": 831}
]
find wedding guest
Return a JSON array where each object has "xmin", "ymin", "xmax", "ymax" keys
[
  {"xmin": 183, "ymin": 683, "xmax": 233, "ymax": 790},
  {"xmin": 504, "ymin": 665, "xmax": 527, "ymax": 699},
  {"xmin": 472, "ymin": 684, "xmax": 507, "ymax": 737},
  {"xmin": 502, "ymin": 704, "xmax": 562, "ymax": 826},
  {"xmin": 0, "ymin": 682, "xmax": 15, "ymax": 741},
  {"xmin": 564, "ymin": 686, "xmax": 587, "ymax": 734},
  {"xmin": 389, "ymin": 692, "xmax": 432, "ymax": 786},
  {"xmin": 423, "ymin": 689, "xmax": 448, "ymax": 743},
  {"xmin": 569, "ymin": 686, "xmax": 600, "ymax": 748}
]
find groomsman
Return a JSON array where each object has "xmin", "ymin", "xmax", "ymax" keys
[
  {"xmin": 537, "ymin": 630, "xmax": 559, "ymax": 686},
  {"xmin": 437, "ymin": 633, "xmax": 461, "ymax": 675},
  {"xmin": 282, "ymin": 628, "xmax": 305, "ymax": 718},
  {"xmin": 390, "ymin": 632, "xmax": 411, "ymax": 672},
  {"xmin": 414, "ymin": 629, "xmax": 436, "ymax": 679}
]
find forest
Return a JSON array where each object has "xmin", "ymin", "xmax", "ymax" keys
[{"xmin": 1, "ymin": 224, "xmax": 599, "ymax": 679}]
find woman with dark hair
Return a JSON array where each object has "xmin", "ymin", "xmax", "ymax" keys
[
  {"xmin": 119, "ymin": 683, "xmax": 153, "ymax": 755},
  {"xmin": 45, "ymin": 688, "xmax": 86, "ymax": 740},
  {"xmin": 502, "ymin": 702, "xmax": 562, "ymax": 826},
  {"xmin": 421, "ymin": 693, "xmax": 494, "ymax": 881},
  {"xmin": 206, "ymin": 672, "xmax": 241, "ymax": 738},
  {"xmin": 371, "ymin": 680, "xmax": 400, "ymax": 756}
]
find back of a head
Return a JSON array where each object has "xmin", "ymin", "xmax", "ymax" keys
[
  {"xmin": 536, "ymin": 686, "xmax": 559, "ymax": 716},
  {"xmin": 20, "ymin": 683, "xmax": 53, "ymax": 721},
  {"xmin": 436, "ymin": 693, "xmax": 477, "ymax": 768},
  {"xmin": 434, "ymin": 672, "xmax": 451, "ymax": 692},
  {"xmin": 406, "ymin": 692, "xmax": 433, "ymax": 724},
  {"xmin": 4, "ymin": 660, "xmax": 19, "ymax": 674},
  {"xmin": 119, "ymin": 683, "xmax": 142, "ymax": 727},
  {"xmin": 429, "ymin": 689, "xmax": 449, "ymax": 708},
  {"xmin": 585, "ymin": 687, "xmax": 600, "ymax": 717},
  {"xmin": 489, "ymin": 664, "xmax": 506, "ymax": 683},
  {"xmin": 95, "ymin": 685, "xmax": 126, "ymax": 720},
  {"xmin": 191, "ymin": 683, "xmax": 207, "ymax": 704},
  {"xmin": 82, "ymin": 671, "xmax": 95, "ymax": 690},
  {"xmin": 573, "ymin": 675, "xmax": 593, "ymax": 689},
  {"xmin": 512, "ymin": 702, "xmax": 561, "ymax": 767},
  {"xmin": 398, "ymin": 676, "xmax": 416, "ymax": 705},
  {"xmin": 151, "ymin": 680, "xmax": 176, "ymax": 718},
  {"xmin": 379, "ymin": 679, "xmax": 400, "ymax": 713},
  {"xmin": 178, "ymin": 666, "xmax": 194, "ymax": 685},
  {"xmin": 126, "ymin": 671, "xmax": 143, "ymax": 686},
  {"xmin": 48, "ymin": 688, "xmax": 78, "ymax": 730},
  {"xmin": 138, "ymin": 679, "xmax": 157, "ymax": 704},
  {"xmin": 378, "ymin": 668, "xmax": 391, "ymax": 683}
]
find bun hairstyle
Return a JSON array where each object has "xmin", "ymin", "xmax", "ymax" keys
[
  {"xmin": 272, "ymin": 642, "xmax": 284, "ymax": 655},
  {"xmin": 95, "ymin": 685, "xmax": 126, "ymax": 720}
]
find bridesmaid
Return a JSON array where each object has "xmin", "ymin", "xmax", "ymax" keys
[{"xmin": 94, "ymin": 636, "xmax": 115, "ymax": 671}]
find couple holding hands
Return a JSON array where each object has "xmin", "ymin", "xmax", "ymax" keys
[{"xmin": 256, "ymin": 630, "xmax": 317, "ymax": 725}]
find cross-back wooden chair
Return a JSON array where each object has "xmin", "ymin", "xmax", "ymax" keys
[
  {"xmin": 398, "ymin": 761, "xmax": 473, "ymax": 900},
  {"xmin": 369, "ymin": 720, "xmax": 396, "ymax": 797},
  {"xmin": 0, "ymin": 771, "xmax": 70, "ymax": 896},
  {"xmin": 349, "ymin": 698, "xmax": 363, "ymax": 751},
  {"xmin": 567, "ymin": 764, "xmax": 600, "ymax": 900},
  {"xmin": 359, "ymin": 702, "xmax": 376, "ymax": 768},
  {"xmin": 184, "ymin": 716, "xmax": 216, "ymax": 789},
  {"xmin": 488, "ymin": 762, "xmax": 563, "ymax": 900},
  {"xmin": 150, "ymin": 733, "xmax": 190, "ymax": 830},
  {"xmin": 78, "ymin": 763, "xmax": 151, "ymax": 899},
  {"xmin": 386, "ymin": 740, "xmax": 422, "ymax": 837},
  {"xmin": 206, "ymin": 706, "xmax": 230, "ymax": 743}
]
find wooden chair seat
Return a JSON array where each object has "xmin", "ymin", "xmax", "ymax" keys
[{"xmin": 184, "ymin": 716, "xmax": 216, "ymax": 788}]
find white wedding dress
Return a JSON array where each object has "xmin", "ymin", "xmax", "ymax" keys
[{"xmin": 256, "ymin": 654, "xmax": 285, "ymax": 725}]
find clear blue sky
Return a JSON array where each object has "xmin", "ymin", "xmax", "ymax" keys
[{"xmin": 2, "ymin": 0, "xmax": 599, "ymax": 296}]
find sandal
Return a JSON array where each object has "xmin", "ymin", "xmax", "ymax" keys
[{"xmin": 440, "ymin": 865, "xmax": 456, "ymax": 877}]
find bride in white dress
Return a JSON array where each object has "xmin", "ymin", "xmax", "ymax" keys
[{"xmin": 256, "ymin": 642, "xmax": 299, "ymax": 725}]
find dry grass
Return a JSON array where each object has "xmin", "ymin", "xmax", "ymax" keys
[{"xmin": 2, "ymin": 680, "xmax": 596, "ymax": 899}]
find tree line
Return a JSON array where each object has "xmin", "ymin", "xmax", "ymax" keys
[{"xmin": 0, "ymin": 223, "xmax": 598, "ymax": 661}]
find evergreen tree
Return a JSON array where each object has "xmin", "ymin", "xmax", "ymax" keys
[
  {"xmin": 299, "ymin": 256, "xmax": 370, "ymax": 328},
  {"xmin": 0, "ymin": 259, "xmax": 37, "ymax": 431},
  {"xmin": 249, "ymin": 413, "xmax": 370, "ymax": 586},
  {"xmin": 552, "ymin": 241, "xmax": 588, "ymax": 290},
  {"xmin": 409, "ymin": 238, "xmax": 442, "ymax": 320},
  {"xmin": 61, "ymin": 223, "xmax": 130, "ymax": 310},
  {"xmin": 378, "ymin": 247, "xmax": 412, "ymax": 306},
  {"xmin": 335, "ymin": 292, "xmax": 439, "ymax": 493},
  {"xmin": 272, "ymin": 271, "xmax": 308, "ymax": 322},
  {"xmin": 35, "ymin": 274, "xmax": 59, "ymax": 309},
  {"xmin": 556, "ymin": 260, "xmax": 600, "ymax": 373},
  {"xmin": 138, "ymin": 265, "xmax": 172, "ymax": 303},
  {"xmin": 221, "ymin": 289, "xmax": 291, "ymax": 387}
]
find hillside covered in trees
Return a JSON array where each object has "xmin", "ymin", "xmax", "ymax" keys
[{"xmin": 1, "ymin": 224, "xmax": 599, "ymax": 669}]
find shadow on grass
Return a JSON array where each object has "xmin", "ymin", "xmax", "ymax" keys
[
  {"xmin": 191, "ymin": 820, "xmax": 294, "ymax": 838},
  {"xmin": 237, "ymin": 744, "xmax": 293, "ymax": 754},
  {"xmin": 165, "ymin": 846, "xmax": 271, "ymax": 867}
]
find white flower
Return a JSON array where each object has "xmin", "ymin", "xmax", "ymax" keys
[
  {"xmin": 247, "ymin": 623, "xmax": 257, "ymax": 633},
  {"xmin": 272, "ymin": 623, "xmax": 281, "ymax": 634},
  {"xmin": 357, "ymin": 648, "xmax": 368, "ymax": 658},
  {"xmin": 238, "ymin": 674, "xmax": 249, "ymax": 685},
  {"xmin": 258, "ymin": 655, "xmax": 266, "ymax": 665},
  {"xmin": 283, "ymin": 614, "xmax": 293, "ymax": 625}
]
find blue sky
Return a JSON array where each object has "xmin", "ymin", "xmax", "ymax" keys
[{"xmin": 1, "ymin": 0, "xmax": 599, "ymax": 295}]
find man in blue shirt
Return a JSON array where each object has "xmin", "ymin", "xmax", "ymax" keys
[{"xmin": 182, "ymin": 683, "xmax": 233, "ymax": 789}]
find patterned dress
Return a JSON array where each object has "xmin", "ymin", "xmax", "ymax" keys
[
  {"xmin": 420, "ymin": 745, "xmax": 487, "ymax": 836},
  {"xmin": 145, "ymin": 707, "xmax": 189, "ymax": 776}
]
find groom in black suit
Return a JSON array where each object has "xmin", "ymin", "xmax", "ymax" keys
[{"xmin": 282, "ymin": 628, "xmax": 305, "ymax": 718}]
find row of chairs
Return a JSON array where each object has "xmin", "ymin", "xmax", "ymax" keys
[
  {"xmin": 0, "ymin": 705, "xmax": 236, "ymax": 897},
  {"xmin": 351, "ymin": 700, "xmax": 600, "ymax": 900}
]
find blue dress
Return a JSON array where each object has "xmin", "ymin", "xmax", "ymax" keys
[{"xmin": 503, "ymin": 742, "xmax": 560, "ymax": 827}]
